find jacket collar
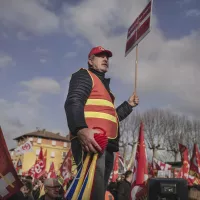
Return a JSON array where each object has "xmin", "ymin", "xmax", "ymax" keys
[{"xmin": 88, "ymin": 67, "xmax": 110, "ymax": 84}]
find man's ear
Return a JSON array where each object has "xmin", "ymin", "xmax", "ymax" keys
[{"xmin": 88, "ymin": 59, "xmax": 93, "ymax": 66}]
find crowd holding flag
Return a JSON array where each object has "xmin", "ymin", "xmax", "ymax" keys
[{"xmin": 2, "ymin": 120, "xmax": 200, "ymax": 199}]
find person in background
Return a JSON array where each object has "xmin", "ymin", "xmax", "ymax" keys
[
  {"xmin": 32, "ymin": 179, "xmax": 42, "ymax": 200},
  {"xmin": 7, "ymin": 190, "xmax": 26, "ymax": 200},
  {"xmin": 107, "ymin": 181, "xmax": 118, "ymax": 200},
  {"xmin": 21, "ymin": 180, "xmax": 34, "ymax": 200},
  {"xmin": 39, "ymin": 178, "xmax": 63, "ymax": 200},
  {"xmin": 117, "ymin": 170, "xmax": 133, "ymax": 200}
]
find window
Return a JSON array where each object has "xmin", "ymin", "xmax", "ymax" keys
[
  {"xmin": 52, "ymin": 140, "xmax": 56, "ymax": 146},
  {"xmin": 62, "ymin": 152, "xmax": 67, "ymax": 159},
  {"xmin": 36, "ymin": 149, "xmax": 40, "ymax": 155},
  {"xmin": 37, "ymin": 138, "xmax": 42, "ymax": 144},
  {"xmin": 64, "ymin": 142, "xmax": 67, "ymax": 148},
  {"xmin": 51, "ymin": 152, "xmax": 55, "ymax": 158}
]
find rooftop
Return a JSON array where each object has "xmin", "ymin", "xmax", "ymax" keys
[{"xmin": 13, "ymin": 129, "xmax": 70, "ymax": 142}]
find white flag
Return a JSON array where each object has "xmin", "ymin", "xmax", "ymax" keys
[{"xmin": 14, "ymin": 140, "xmax": 33, "ymax": 155}]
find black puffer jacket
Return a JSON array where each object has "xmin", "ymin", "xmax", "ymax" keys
[
  {"xmin": 117, "ymin": 180, "xmax": 132, "ymax": 200},
  {"xmin": 64, "ymin": 68, "xmax": 133, "ymax": 152}
]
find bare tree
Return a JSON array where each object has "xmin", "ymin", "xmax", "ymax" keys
[
  {"xmin": 191, "ymin": 120, "xmax": 200, "ymax": 144},
  {"xmin": 142, "ymin": 109, "xmax": 167, "ymax": 158},
  {"xmin": 164, "ymin": 113, "xmax": 187, "ymax": 161},
  {"xmin": 119, "ymin": 110, "xmax": 141, "ymax": 170},
  {"xmin": 119, "ymin": 107, "xmax": 200, "ymax": 167}
]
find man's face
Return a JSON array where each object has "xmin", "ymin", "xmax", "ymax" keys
[
  {"xmin": 89, "ymin": 52, "xmax": 109, "ymax": 73},
  {"xmin": 21, "ymin": 185, "xmax": 30, "ymax": 196},
  {"xmin": 45, "ymin": 185, "xmax": 60, "ymax": 199},
  {"xmin": 38, "ymin": 180, "xmax": 42, "ymax": 187}
]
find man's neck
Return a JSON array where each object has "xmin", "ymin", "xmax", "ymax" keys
[
  {"xmin": 89, "ymin": 67, "xmax": 105, "ymax": 78},
  {"xmin": 126, "ymin": 178, "xmax": 131, "ymax": 183}
]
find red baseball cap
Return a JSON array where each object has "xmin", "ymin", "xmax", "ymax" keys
[{"xmin": 88, "ymin": 46, "xmax": 112, "ymax": 58}]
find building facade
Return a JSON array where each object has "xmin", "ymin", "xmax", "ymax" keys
[{"xmin": 10, "ymin": 129, "xmax": 71, "ymax": 175}]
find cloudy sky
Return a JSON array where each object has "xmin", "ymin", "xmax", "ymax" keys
[{"xmin": 0, "ymin": 0, "xmax": 200, "ymax": 148}]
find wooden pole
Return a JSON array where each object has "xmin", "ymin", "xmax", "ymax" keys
[{"xmin": 134, "ymin": 44, "xmax": 138, "ymax": 94}]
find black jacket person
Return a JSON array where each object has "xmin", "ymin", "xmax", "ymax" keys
[{"xmin": 65, "ymin": 46, "xmax": 139, "ymax": 200}]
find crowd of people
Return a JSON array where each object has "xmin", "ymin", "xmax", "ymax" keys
[
  {"xmin": 6, "ymin": 169, "xmax": 134, "ymax": 200},
  {"xmin": 8, "ymin": 176, "xmax": 67, "ymax": 200}
]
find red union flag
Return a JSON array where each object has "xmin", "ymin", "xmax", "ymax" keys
[
  {"xmin": 125, "ymin": 0, "xmax": 153, "ymax": 56},
  {"xmin": 34, "ymin": 147, "xmax": 46, "ymax": 179},
  {"xmin": 0, "ymin": 127, "xmax": 23, "ymax": 199}
]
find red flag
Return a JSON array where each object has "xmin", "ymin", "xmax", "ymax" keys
[
  {"xmin": 179, "ymin": 143, "xmax": 190, "ymax": 180},
  {"xmin": 27, "ymin": 159, "xmax": 37, "ymax": 177},
  {"xmin": 34, "ymin": 147, "xmax": 46, "ymax": 179},
  {"xmin": 0, "ymin": 127, "xmax": 23, "ymax": 199},
  {"xmin": 47, "ymin": 162, "xmax": 57, "ymax": 178},
  {"xmin": 130, "ymin": 122, "xmax": 148, "ymax": 200},
  {"xmin": 111, "ymin": 152, "xmax": 119, "ymax": 182},
  {"xmin": 153, "ymin": 158, "xmax": 172, "ymax": 171},
  {"xmin": 148, "ymin": 162, "xmax": 154, "ymax": 177},
  {"xmin": 118, "ymin": 153, "xmax": 126, "ymax": 172},
  {"xmin": 59, "ymin": 150, "xmax": 72, "ymax": 185},
  {"xmin": 174, "ymin": 168, "xmax": 183, "ymax": 178},
  {"xmin": 189, "ymin": 144, "xmax": 200, "ymax": 178}
]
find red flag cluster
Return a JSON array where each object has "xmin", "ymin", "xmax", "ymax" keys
[
  {"xmin": 26, "ymin": 147, "xmax": 47, "ymax": 179},
  {"xmin": 177, "ymin": 143, "xmax": 200, "ymax": 185}
]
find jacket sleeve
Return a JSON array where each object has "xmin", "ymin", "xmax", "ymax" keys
[
  {"xmin": 116, "ymin": 101, "xmax": 133, "ymax": 122},
  {"xmin": 64, "ymin": 69, "xmax": 92, "ymax": 136}
]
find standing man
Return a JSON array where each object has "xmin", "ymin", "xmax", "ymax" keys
[
  {"xmin": 65, "ymin": 46, "xmax": 139, "ymax": 200},
  {"xmin": 117, "ymin": 170, "xmax": 133, "ymax": 200}
]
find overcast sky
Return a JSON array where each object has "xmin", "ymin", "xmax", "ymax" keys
[{"xmin": 0, "ymin": 0, "xmax": 200, "ymax": 148}]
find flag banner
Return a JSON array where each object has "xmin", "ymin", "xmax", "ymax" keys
[
  {"xmin": 14, "ymin": 140, "xmax": 33, "ymax": 155},
  {"xmin": 125, "ymin": 0, "xmax": 153, "ymax": 56},
  {"xmin": 65, "ymin": 166, "xmax": 83, "ymax": 200},
  {"xmin": 27, "ymin": 159, "xmax": 37, "ymax": 177},
  {"xmin": 0, "ymin": 127, "xmax": 23, "ymax": 200},
  {"xmin": 65, "ymin": 154, "xmax": 91, "ymax": 200},
  {"xmin": 118, "ymin": 153, "xmax": 126, "ymax": 172},
  {"xmin": 59, "ymin": 149, "xmax": 73, "ymax": 186},
  {"xmin": 179, "ymin": 143, "xmax": 190, "ymax": 180},
  {"xmin": 130, "ymin": 122, "xmax": 148, "ymax": 200},
  {"xmin": 34, "ymin": 147, "xmax": 46, "ymax": 179},
  {"xmin": 111, "ymin": 152, "xmax": 119, "ymax": 182},
  {"xmin": 189, "ymin": 144, "xmax": 200, "ymax": 179},
  {"xmin": 80, "ymin": 154, "xmax": 98, "ymax": 199},
  {"xmin": 47, "ymin": 162, "xmax": 57, "ymax": 178},
  {"xmin": 153, "ymin": 157, "xmax": 172, "ymax": 171}
]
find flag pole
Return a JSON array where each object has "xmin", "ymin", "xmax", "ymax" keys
[{"xmin": 134, "ymin": 44, "xmax": 138, "ymax": 94}]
